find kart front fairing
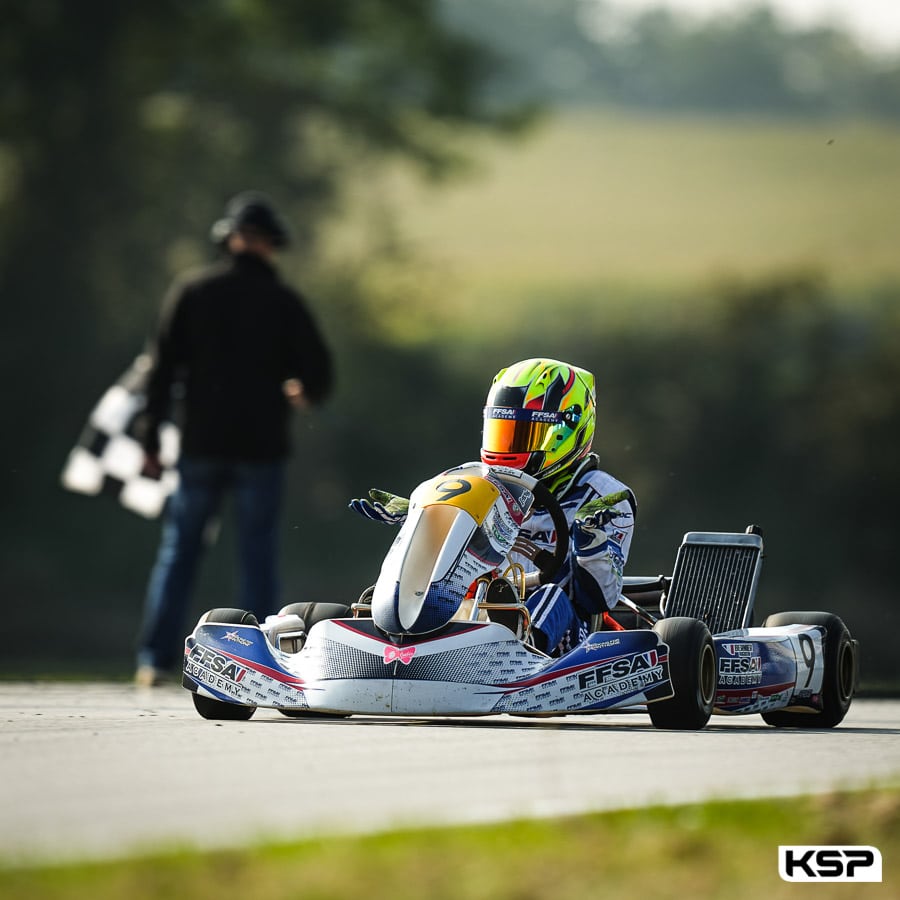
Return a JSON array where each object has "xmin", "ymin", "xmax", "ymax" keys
[
  {"xmin": 183, "ymin": 617, "xmax": 674, "ymax": 716},
  {"xmin": 370, "ymin": 464, "xmax": 534, "ymax": 637}
]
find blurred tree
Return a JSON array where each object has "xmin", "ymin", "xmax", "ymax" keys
[
  {"xmin": 0, "ymin": 0, "xmax": 527, "ymax": 508},
  {"xmin": 0, "ymin": 0, "xmax": 529, "ymax": 672},
  {"xmin": 441, "ymin": 0, "xmax": 900, "ymax": 117}
]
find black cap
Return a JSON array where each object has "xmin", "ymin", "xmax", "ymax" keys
[{"xmin": 210, "ymin": 191, "xmax": 290, "ymax": 248}]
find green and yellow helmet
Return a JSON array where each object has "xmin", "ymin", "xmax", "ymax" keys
[{"xmin": 481, "ymin": 358, "xmax": 596, "ymax": 483}]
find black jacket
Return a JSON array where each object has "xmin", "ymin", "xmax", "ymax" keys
[{"xmin": 139, "ymin": 252, "xmax": 333, "ymax": 461}]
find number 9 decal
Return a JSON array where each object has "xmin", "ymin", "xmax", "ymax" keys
[
  {"xmin": 414, "ymin": 474, "xmax": 500, "ymax": 525},
  {"xmin": 798, "ymin": 632, "xmax": 815, "ymax": 688},
  {"xmin": 434, "ymin": 479, "xmax": 472, "ymax": 502}
]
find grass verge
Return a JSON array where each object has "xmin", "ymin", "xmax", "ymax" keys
[
  {"xmin": 329, "ymin": 110, "xmax": 900, "ymax": 305},
  {"xmin": 2, "ymin": 787, "xmax": 896, "ymax": 899}
]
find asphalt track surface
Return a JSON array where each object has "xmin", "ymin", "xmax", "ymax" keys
[{"xmin": 1, "ymin": 684, "xmax": 898, "ymax": 866}]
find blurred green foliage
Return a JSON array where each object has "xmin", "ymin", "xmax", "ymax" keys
[
  {"xmin": 1, "ymin": 1, "xmax": 897, "ymax": 685},
  {"xmin": 443, "ymin": 0, "xmax": 900, "ymax": 117}
]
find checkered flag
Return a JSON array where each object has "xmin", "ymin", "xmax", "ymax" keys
[{"xmin": 61, "ymin": 353, "xmax": 180, "ymax": 519}]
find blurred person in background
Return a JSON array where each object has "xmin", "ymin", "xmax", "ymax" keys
[{"xmin": 134, "ymin": 192, "xmax": 333, "ymax": 686}]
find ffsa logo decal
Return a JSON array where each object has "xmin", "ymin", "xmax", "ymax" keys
[
  {"xmin": 778, "ymin": 846, "xmax": 882, "ymax": 882},
  {"xmin": 577, "ymin": 649, "xmax": 659, "ymax": 689},
  {"xmin": 188, "ymin": 645, "xmax": 248, "ymax": 683}
]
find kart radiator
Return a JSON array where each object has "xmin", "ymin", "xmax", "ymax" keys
[{"xmin": 662, "ymin": 530, "xmax": 763, "ymax": 634}]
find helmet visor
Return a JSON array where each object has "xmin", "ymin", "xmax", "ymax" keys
[{"xmin": 482, "ymin": 407, "xmax": 564, "ymax": 454}]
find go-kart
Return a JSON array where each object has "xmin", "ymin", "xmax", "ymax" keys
[{"xmin": 182, "ymin": 463, "xmax": 858, "ymax": 730}]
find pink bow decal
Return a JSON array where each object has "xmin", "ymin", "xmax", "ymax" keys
[{"xmin": 383, "ymin": 645, "xmax": 416, "ymax": 665}]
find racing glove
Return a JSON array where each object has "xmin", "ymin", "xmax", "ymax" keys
[
  {"xmin": 571, "ymin": 517, "xmax": 609, "ymax": 557},
  {"xmin": 349, "ymin": 489, "xmax": 409, "ymax": 525},
  {"xmin": 575, "ymin": 490, "xmax": 631, "ymax": 528},
  {"xmin": 572, "ymin": 491, "xmax": 629, "ymax": 557}
]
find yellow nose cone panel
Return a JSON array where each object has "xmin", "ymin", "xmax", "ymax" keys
[{"xmin": 412, "ymin": 475, "xmax": 500, "ymax": 526}]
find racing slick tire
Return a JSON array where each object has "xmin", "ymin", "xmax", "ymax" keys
[
  {"xmin": 277, "ymin": 601, "xmax": 351, "ymax": 627},
  {"xmin": 276, "ymin": 602, "xmax": 352, "ymax": 719},
  {"xmin": 190, "ymin": 608, "xmax": 259, "ymax": 721},
  {"xmin": 648, "ymin": 617, "xmax": 716, "ymax": 730},
  {"xmin": 759, "ymin": 611, "xmax": 857, "ymax": 728}
]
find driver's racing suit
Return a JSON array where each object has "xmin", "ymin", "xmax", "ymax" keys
[{"xmin": 514, "ymin": 453, "xmax": 636, "ymax": 656}]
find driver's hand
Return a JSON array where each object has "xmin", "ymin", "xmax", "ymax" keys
[
  {"xmin": 349, "ymin": 489, "xmax": 409, "ymax": 525},
  {"xmin": 572, "ymin": 517, "xmax": 609, "ymax": 556},
  {"xmin": 575, "ymin": 490, "xmax": 631, "ymax": 527}
]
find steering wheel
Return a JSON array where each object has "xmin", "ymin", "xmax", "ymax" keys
[{"xmin": 490, "ymin": 469, "xmax": 570, "ymax": 584}]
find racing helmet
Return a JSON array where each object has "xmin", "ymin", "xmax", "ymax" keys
[{"xmin": 481, "ymin": 358, "xmax": 596, "ymax": 483}]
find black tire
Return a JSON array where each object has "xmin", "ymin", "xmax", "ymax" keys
[
  {"xmin": 192, "ymin": 691, "xmax": 256, "ymax": 721},
  {"xmin": 648, "ymin": 617, "xmax": 716, "ymax": 730},
  {"xmin": 760, "ymin": 611, "xmax": 857, "ymax": 728},
  {"xmin": 201, "ymin": 607, "xmax": 259, "ymax": 627},
  {"xmin": 278, "ymin": 708, "xmax": 350, "ymax": 719},
  {"xmin": 189, "ymin": 608, "xmax": 259, "ymax": 721},
  {"xmin": 277, "ymin": 602, "xmax": 351, "ymax": 627}
]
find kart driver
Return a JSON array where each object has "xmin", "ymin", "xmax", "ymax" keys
[{"xmin": 350, "ymin": 358, "xmax": 636, "ymax": 657}]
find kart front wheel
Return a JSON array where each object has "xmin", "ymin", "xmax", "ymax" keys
[
  {"xmin": 648, "ymin": 617, "xmax": 715, "ymax": 730},
  {"xmin": 192, "ymin": 691, "xmax": 256, "ymax": 721},
  {"xmin": 759, "ymin": 611, "xmax": 857, "ymax": 728},
  {"xmin": 189, "ymin": 608, "xmax": 259, "ymax": 721}
]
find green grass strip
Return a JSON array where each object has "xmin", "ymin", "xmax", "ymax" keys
[{"xmin": 2, "ymin": 787, "xmax": 896, "ymax": 899}]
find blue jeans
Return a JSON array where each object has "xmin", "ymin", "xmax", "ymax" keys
[{"xmin": 137, "ymin": 456, "xmax": 285, "ymax": 670}]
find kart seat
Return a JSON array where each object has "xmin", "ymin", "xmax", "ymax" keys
[
  {"xmin": 622, "ymin": 575, "xmax": 668, "ymax": 609},
  {"xmin": 480, "ymin": 577, "xmax": 531, "ymax": 640}
]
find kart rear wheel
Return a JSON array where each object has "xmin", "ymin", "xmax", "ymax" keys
[
  {"xmin": 277, "ymin": 602, "xmax": 352, "ymax": 627},
  {"xmin": 759, "ymin": 611, "xmax": 856, "ymax": 728},
  {"xmin": 198, "ymin": 607, "xmax": 259, "ymax": 627},
  {"xmin": 278, "ymin": 709, "xmax": 350, "ymax": 719},
  {"xmin": 189, "ymin": 608, "xmax": 259, "ymax": 721},
  {"xmin": 648, "ymin": 617, "xmax": 715, "ymax": 730}
]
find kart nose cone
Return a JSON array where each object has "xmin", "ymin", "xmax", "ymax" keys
[
  {"xmin": 373, "ymin": 580, "xmax": 464, "ymax": 636},
  {"xmin": 372, "ymin": 503, "xmax": 479, "ymax": 636}
]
